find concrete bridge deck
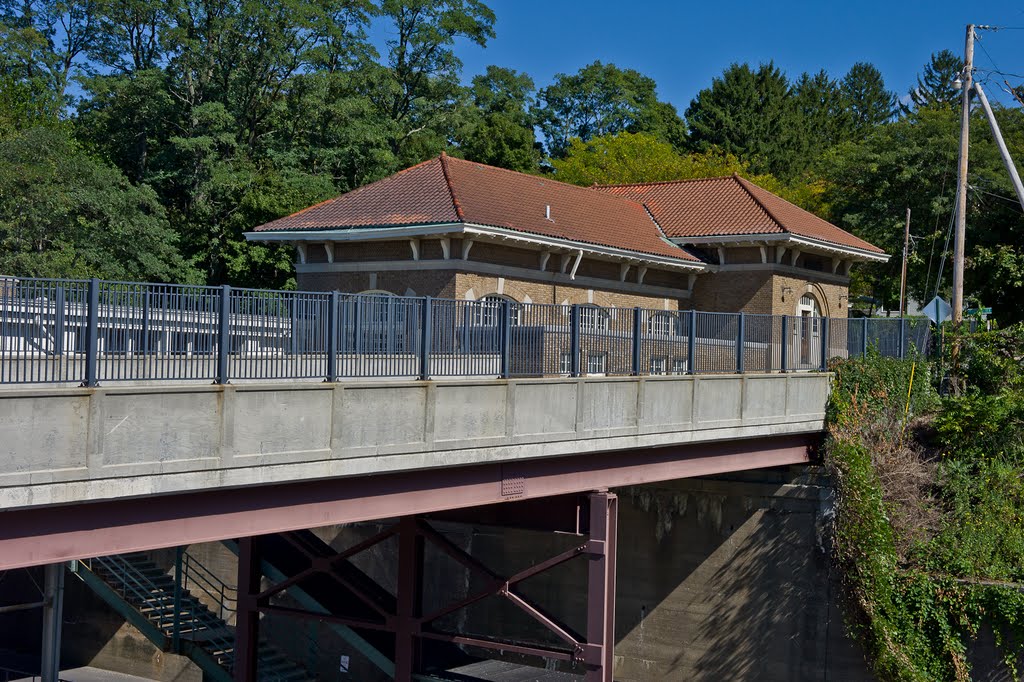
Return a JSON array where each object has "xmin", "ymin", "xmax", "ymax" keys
[{"xmin": 0, "ymin": 372, "xmax": 828, "ymax": 569}]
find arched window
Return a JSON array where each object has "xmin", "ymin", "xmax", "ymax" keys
[
  {"xmin": 580, "ymin": 304, "xmax": 610, "ymax": 332},
  {"xmin": 647, "ymin": 312, "xmax": 679, "ymax": 336},
  {"xmin": 473, "ymin": 294, "xmax": 521, "ymax": 326},
  {"xmin": 798, "ymin": 293, "xmax": 822, "ymax": 332}
]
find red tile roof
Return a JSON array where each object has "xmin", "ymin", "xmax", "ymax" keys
[
  {"xmin": 252, "ymin": 155, "xmax": 699, "ymax": 263},
  {"xmin": 598, "ymin": 175, "xmax": 885, "ymax": 255}
]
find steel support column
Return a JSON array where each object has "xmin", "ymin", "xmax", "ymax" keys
[
  {"xmin": 40, "ymin": 563, "xmax": 65, "ymax": 682},
  {"xmin": 235, "ymin": 537, "xmax": 261, "ymax": 682},
  {"xmin": 394, "ymin": 516, "xmax": 424, "ymax": 681},
  {"xmin": 585, "ymin": 491, "xmax": 617, "ymax": 682}
]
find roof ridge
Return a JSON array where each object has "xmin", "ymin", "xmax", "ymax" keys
[
  {"xmin": 443, "ymin": 155, "xmax": 656, "ymax": 213},
  {"xmin": 595, "ymin": 175, "xmax": 736, "ymax": 189},
  {"xmin": 438, "ymin": 152, "xmax": 465, "ymax": 221},
  {"xmin": 732, "ymin": 175, "xmax": 786, "ymax": 232}
]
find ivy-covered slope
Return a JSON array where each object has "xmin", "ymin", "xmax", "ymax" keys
[{"xmin": 826, "ymin": 328, "xmax": 1024, "ymax": 681}]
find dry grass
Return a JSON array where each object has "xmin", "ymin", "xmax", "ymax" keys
[{"xmin": 831, "ymin": 392, "xmax": 941, "ymax": 558}]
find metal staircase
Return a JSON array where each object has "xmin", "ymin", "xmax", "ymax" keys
[{"xmin": 70, "ymin": 551, "xmax": 314, "ymax": 681}]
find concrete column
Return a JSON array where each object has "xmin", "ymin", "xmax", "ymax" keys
[
  {"xmin": 585, "ymin": 491, "xmax": 618, "ymax": 682},
  {"xmin": 40, "ymin": 563, "xmax": 65, "ymax": 682},
  {"xmin": 234, "ymin": 537, "xmax": 261, "ymax": 682}
]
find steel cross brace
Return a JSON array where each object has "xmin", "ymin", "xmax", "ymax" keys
[{"xmin": 243, "ymin": 491, "xmax": 618, "ymax": 681}]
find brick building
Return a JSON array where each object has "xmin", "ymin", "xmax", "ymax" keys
[{"xmin": 246, "ymin": 154, "xmax": 886, "ymax": 321}]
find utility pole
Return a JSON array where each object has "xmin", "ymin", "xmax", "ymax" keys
[
  {"xmin": 899, "ymin": 207, "xmax": 911, "ymax": 318},
  {"xmin": 974, "ymin": 81, "xmax": 1024, "ymax": 212},
  {"xmin": 952, "ymin": 23, "xmax": 974, "ymax": 327}
]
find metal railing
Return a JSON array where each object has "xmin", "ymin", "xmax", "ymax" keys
[
  {"xmin": 181, "ymin": 549, "xmax": 237, "ymax": 622},
  {"xmin": 0, "ymin": 276, "xmax": 932, "ymax": 385}
]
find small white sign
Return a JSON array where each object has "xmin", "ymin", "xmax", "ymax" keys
[
  {"xmin": 339, "ymin": 655, "xmax": 350, "ymax": 673},
  {"xmin": 924, "ymin": 296, "xmax": 951, "ymax": 325}
]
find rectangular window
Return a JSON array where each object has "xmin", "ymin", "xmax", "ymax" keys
[
  {"xmin": 559, "ymin": 351, "xmax": 573, "ymax": 375},
  {"xmin": 587, "ymin": 352, "xmax": 607, "ymax": 375},
  {"xmin": 650, "ymin": 356, "xmax": 667, "ymax": 375}
]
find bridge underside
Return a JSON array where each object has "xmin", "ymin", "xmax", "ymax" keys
[
  {"xmin": 0, "ymin": 434, "xmax": 813, "ymax": 571},
  {"xmin": 235, "ymin": 492, "xmax": 618, "ymax": 680}
]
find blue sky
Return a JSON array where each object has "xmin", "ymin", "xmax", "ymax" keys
[{"xmin": 386, "ymin": 0, "xmax": 1024, "ymax": 110}]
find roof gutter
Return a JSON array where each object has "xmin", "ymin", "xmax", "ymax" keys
[
  {"xmin": 671, "ymin": 232, "xmax": 889, "ymax": 263},
  {"xmin": 245, "ymin": 222, "xmax": 706, "ymax": 272},
  {"xmin": 461, "ymin": 224, "xmax": 704, "ymax": 271},
  {"xmin": 244, "ymin": 223, "xmax": 465, "ymax": 243}
]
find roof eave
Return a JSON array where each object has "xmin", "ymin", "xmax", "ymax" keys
[
  {"xmin": 670, "ymin": 233, "xmax": 889, "ymax": 263},
  {"xmin": 461, "ymin": 224, "xmax": 705, "ymax": 271},
  {"xmin": 245, "ymin": 222, "xmax": 705, "ymax": 271},
  {"xmin": 244, "ymin": 223, "xmax": 465, "ymax": 242}
]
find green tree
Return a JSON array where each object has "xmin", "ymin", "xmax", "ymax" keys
[
  {"xmin": 456, "ymin": 65, "xmax": 538, "ymax": 172},
  {"xmin": 820, "ymin": 105, "xmax": 1024, "ymax": 320},
  {"xmin": 0, "ymin": 126, "xmax": 193, "ymax": 281},
  {"xmin": 535, "ymin": 60, "xmax": 686, "ymax": 158},
  {"xmin": 551, "ymin": 132, "xmax": 740, "ymax": 186},
  {"xmin": 550, "ymin": 131, "xmax": 822, "ymax": 211},
  {"xmin": 840, "ymin": 62, "xmax": 896, "ymax": 135},
  {"xmin": 0, "ymin": 0, "xmax": 101, "ymax": 109},
  {"xmin": 373, "ymin": 0, "xmax": 496, "ymax": 163},
  {"xmin": 793, "ymin": 69, "xmax": 852, "ymax": 162},
  {"xmin": 685, "ymin": 61, "xmax": 801, "ymax": 178},
  {"xmin": 903, "ymin": 49, "xmax": 962, "ymax": 113}
]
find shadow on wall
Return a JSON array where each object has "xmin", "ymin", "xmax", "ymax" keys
[{"xmin": 614, "ymin": 474, "xmax": 873, "ymax": 682}]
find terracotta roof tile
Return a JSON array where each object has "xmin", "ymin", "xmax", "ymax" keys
[
  {"xmin": 254, "ymin": 155, "xmax": 699, "ymax": 263},
  {"xmin": 598, "ymin": 175, "xmax": 885, "ymax": 255},
  {"xmin": 254, "ymin": 157, "xmax": 460, "ymax": 230}
]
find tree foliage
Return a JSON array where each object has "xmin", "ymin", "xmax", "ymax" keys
[
  {"xmin": 549, "ymin": 131, "xmax": 821, "ymax": 209},
  {"xmin": 1, "ymin": 0, "xmax": 1022, "ymax": 327},
  {"xmin": 903, "ymin": 50, "xmax": 962, "ymax": 114},
  {"xmin": 820, "ymin": 105, "xmax": 1024, "ymax": 321},
  {"xmin": 0, "ymin": 126, "xmax": 193, "ymax": 281},
  {"xmin": 841, "ymin": 61, "xmax": 897, "ymax": 134},
  {"xmin": 535, "ymin": 60, "xmax": 686, "ymax": 158},
  {"xmin": 456, "ymin": 65, "xmax": 538, "ymax": 171},
  {"xmin": 827, "ymin": 333, "xmax": 1024, "ymax": 681},
  {"xmin": 685, "ymin": 62, "xmax": 802, "ymax": 178}
]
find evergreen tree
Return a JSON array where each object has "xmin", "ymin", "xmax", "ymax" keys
[
  {"xmin": 840, "ymin": 62, "xmax": 896, "ymax": 134},
  {"xmin": 793, "ymin": 69, "xmax": 852, "ymax": 162},
  {"xmin": 903, "ymin": 49, "xmax": 963, "ymax": 113},
  {"xmin": 685, "ymin": 61, "xmax": 801, "ymax": 178}
]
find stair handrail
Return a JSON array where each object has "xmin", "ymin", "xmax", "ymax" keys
[{"xmin": 181, "ymin": 550, "xmax": 238, "ymax": 621}]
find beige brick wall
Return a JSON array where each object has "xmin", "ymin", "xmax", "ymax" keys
[
  {"xmin": 770, "ymin": 274, "xmax": 846, "ymax": 318},
  {"xmin": 297, "ymin": 270, "xmax": 458, "ymax": 298},
  {"xmin": 692, "ymin": 270, "xmax": 848, "ymax": 317},
  {"xmin": 691, "ymin": 271, "xmax": 774, "ymax": 314},
  {"xmin": 456, "ymin": 273, "xmax": 680, "ymax": 311}
]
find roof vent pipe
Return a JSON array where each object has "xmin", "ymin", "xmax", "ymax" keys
[{"xmin": 545, "ymin": 205, "xmax": 552, "ymax": 221}]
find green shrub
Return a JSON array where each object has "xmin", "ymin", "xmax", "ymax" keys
[{"xmin": 826, "ymin": 348, "xmax": 1024, "ymax": 681}]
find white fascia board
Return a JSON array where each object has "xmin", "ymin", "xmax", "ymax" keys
[
  {"xmin": 243, "ymin": 223, "xmax": 465, "ymax": 242},
  {"xmin": 672, "ymin": 233, "xmax": 889, "ymax": 263},
  {"xmin": 461, "ymin": 224, "xmax": 705, "ymax": 272},
  {"xmin": 245, "ymin": 222, "xmax": 707, "ymax": 272}
]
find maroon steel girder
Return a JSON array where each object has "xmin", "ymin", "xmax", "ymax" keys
[{"xmin": 0, "ymin": 435, "xmax": 813, "ymax": 570}]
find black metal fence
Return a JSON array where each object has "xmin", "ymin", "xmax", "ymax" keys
[{"xmin": 0, "ymin": 276, "xmax": 932, "ymax": 385}]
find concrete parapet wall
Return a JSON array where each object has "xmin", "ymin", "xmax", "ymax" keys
[{"xmin": 0, "ymin": 373, "xmax": 829, "ymax": 511}]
